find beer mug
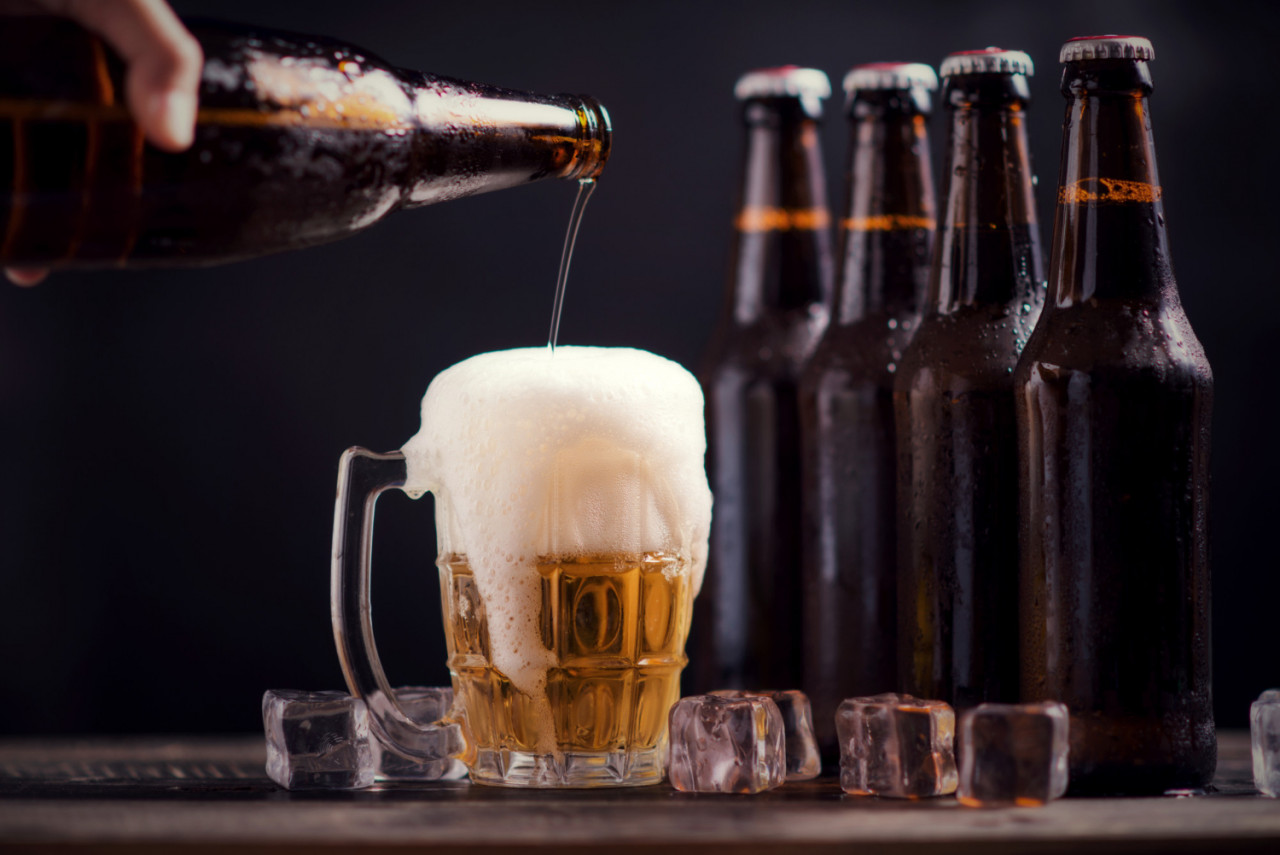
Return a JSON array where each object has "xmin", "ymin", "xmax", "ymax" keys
[{"xmin": 331, "ymin": 347, "xmax": 712, "ymax": 787}]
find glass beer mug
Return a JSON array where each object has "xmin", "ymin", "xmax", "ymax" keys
[{"xmin": 331, "ymin": 347, "xmax": 712, "ymax": 787}]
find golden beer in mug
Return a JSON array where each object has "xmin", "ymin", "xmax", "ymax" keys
[{"xmin": 332, "ymin": 347, "xmax": 711, "ymax": 787}]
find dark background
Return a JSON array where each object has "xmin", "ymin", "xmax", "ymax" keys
[{"xmin": 1, "ymin": 0, "xmax": 1274, "ymax": 734}]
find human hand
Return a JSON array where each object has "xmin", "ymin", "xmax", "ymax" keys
[{"xmin": 3, "ymin": 0, "xmax": 203, "ymax": 285}]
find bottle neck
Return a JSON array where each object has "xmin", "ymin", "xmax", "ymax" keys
[
  {"xmin": 836, "ymin": 94, "xmax": 936, "ymax": 325},
  {"xmin": 402, "ymin": 73, "xmax": 611, "ymax": 206},
  {"xmin": 728, "ymin": 98, "xmax": 834, "ymax": 323},
  {"xmin": 1048, "ymin": 60, "xmax": 1173, "ymax": 306},
  {"xmin": 930, "ymin": 74, "xmax": 1043, "ymax": 313}
]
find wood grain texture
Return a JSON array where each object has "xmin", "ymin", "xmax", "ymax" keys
[{"xmin": 0, "ymin": 731, "xmax": 1277, "ymax": 853}]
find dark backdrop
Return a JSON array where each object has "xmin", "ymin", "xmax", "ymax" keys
[{"xmin": 1, "ymin": 0, "xmax": 1274, "ymax": 734}]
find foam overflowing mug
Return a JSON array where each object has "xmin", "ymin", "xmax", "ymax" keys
[{"xmin": 332, "ymin": 347, "xmax": 712, "ymax": 787}]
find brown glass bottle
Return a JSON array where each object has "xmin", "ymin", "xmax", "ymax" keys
[
  {"xmin": 895, "ymin": 49, "xmax": 1045, "ymax": 709},
  {"xmin": 690, "ymin": 67, "xmax": 834, "ymax": 694},
  {"xmin": 0, "ymin": 17, "xmax": 609, "ymax": 267},
  {"xmin": 798, "ymin": 63, "xmax": 937, "ymax": 757},
  {"xmin": 1015, "ymin": 36, "xmax": 1214, "ymax": 794}
]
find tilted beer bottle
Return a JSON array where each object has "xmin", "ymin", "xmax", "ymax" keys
[
  {"xmin": 896, "ymin": 48, "xmax": 1045, "ymax": 708},
  {"xmin": 0, "ymin": 17, "xmax": 610, "ymax": 267},
  {"xmin": 1016, "ymin": 35, "xmax": 1214, "ymax": 793},
  {"xmin": 690, "ymin": 67, "xmax": 834, "ymax": 694},
  {"xmin": 799, "ymin": 62, "xmax": 937, "ymax": 757}
]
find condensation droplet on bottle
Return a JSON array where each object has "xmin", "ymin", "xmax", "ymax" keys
[
  {"xmin": 887, "ymin": 362, "xmax": 897, "ymax": 373},
  {"xmin": 1020, "ymin": 303, "xmax": 1031, "ymax": 314},
  {"xmin": 887, "ymin": 318, "xmax": 899, "ymax": 330}
]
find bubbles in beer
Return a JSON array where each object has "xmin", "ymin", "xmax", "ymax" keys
[{"xmin": 401, "ymin": 347, "xmax": 712, "ymax": 751}]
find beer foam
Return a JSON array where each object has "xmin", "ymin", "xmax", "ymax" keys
[{"xmin": 402, "ymin": 346, "xmax": 712, "ymax": 749}]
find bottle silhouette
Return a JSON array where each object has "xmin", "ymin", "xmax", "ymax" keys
[
  {"xmin": 0, "ymin": 17, "xmax": 610, "ymax": 267},
  {"xmin": 895, "ymin": 48, "xmax": 1045, "ymax": 709},
  {"xmin": 1015, "ymin": 35, "xmax": 1215, "ymax": 794},
  {"xmin": 799, "ymin": 62, "xmax": 937, "ymax": 758},
  {"xmin": 691, "ymin": 66, "xmax": 834, "ymax": 694}
]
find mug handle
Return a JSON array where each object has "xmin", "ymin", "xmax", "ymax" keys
[{"xmin": 331, "ymin": 446, "xmax": 465, "ymax": 762}]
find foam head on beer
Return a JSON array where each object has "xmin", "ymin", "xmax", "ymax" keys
[{"xmin": 401, "ymin": 346, "xmax": 712, "ymax": 733}]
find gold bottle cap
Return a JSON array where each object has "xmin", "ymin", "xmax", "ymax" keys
[
  {"xmin": 1060, "ymin": 35, "xmax": 1154, "ymax": 63},
  {"xmin": 842, "ymin": 62, "xmax": 938, "ymax": 95},
  {"xmin": 939, "ymin": 47, "xmax": 1034, "ymax": 78}
]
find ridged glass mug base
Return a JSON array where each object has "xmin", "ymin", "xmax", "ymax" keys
[{"xmin": 466, "ymin": 746, "xmax": 665, "ymax": 788}]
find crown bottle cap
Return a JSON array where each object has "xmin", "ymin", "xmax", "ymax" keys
[
  {"xmin": 842, "ymin": 62, "xmax": 938, "ymax": 95},
  {"xmin": 735, "ymin": 66, "xmax": 832, "ymax": 100},
  {"xmin": 939, "ymin": 47, "xmax": 1034, "ymax": 78},
  {"xmin": 1060, "ymin": 35, "xmax": 1154, "ymax": 63},
  {"xmin": 734, "ymin": 66, "xmax": 832, "ymax": 116}
]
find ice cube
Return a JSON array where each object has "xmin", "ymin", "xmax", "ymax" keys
[
  {"xmin": 711, "ymin": 689, "xmax": 820, "ymax": 780},
  {"xmin": 835, "ymin": 693, "xmax": 957, "ymax": 798},
  {"xmin": 374, "ymin": 686, "xmax": 467, "ymax": 782},
  {"xmin": 667, "ymin": 694, "xmax": 786, "ymax": 793},
  {"xmin": 1251, "ymin": 688, "xmax": 1280, "ymax": 797},
  {"xmin": 262, "ymin": 689, "xmax": 374, "ymax": 790},
  {"xmin": 957, "ymin": 701, "xmax": 1069, "ymax": 807}
]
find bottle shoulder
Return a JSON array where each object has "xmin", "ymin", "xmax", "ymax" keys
[
  {"xmin": 1015, "ymin": 297, "xmax": 1211, "ymax": 389},
  {"xmin": 704, "ymin": 306, "xmax": 828, "ymax": 375},
  {"xmin": 896, "ymin": 299, "xmax": 1043, "ymax": 391},
  {"xmin": 802, "ymin": 311, "xmax": 918, "ymax": 388}
]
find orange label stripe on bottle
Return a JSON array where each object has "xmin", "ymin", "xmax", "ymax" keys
[
  {"xmin": 0, "ymin": 98, "xmax": 417, "ymax": 131},
  {"xmin": 735, "ymin": 206, "xmax": 831, "ymax": 232},
  {"xmin": 1059, "ymin": 177, "xmax": 1162, "ymax": 204},
  {"xmin": 841, "ymin": 214, "xmax": 935, "ymax": 232},
  {"xmin": 65, "ymin": 37, "xmax": 115, "ymax": 261},
  {"xmin": 0, "ymin": 118, "xmax": 26, "ymax": 257}
]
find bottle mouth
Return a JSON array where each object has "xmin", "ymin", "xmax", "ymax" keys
[{"xmin": 564, "ymin": 96, "xmax": 612, "ymax": 181}]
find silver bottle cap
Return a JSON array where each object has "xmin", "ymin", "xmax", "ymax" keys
[
  {"xmin": 842, "ymin": 62, "xmax": 938, "ymax": 95},
  {"xmin": 735, "ymin": 66, "xmax": 832, "ymax": 114},
  {"xmin": 1060, "ymin": 35, "xmax": 1154, "ymax": 63},
  {"xmin": 939, "ymin": 47, "xmax": 1034, "ymax": 78}
]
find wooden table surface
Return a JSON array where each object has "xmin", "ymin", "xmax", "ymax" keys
[{"xmin": 1, "ymin": 731, "xmax": 1278, "ymax": 854}]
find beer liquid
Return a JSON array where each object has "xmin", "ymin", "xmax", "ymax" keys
[
  {"xmin": 799, "ymin": 77, "xmax": 936, "ymax": 758},
  {"xmin": 440, "ymin": 552, "xmax": 690, "ymax": 779},
  {"xmin": 400, "ymin": 346, "xmax": 711, "ymax": 786},
  {"xmin": 895, "ymin": 65, "xmax": 1044, "ymax": 709},
  {"xmin": 0, "ymin": 17, "xmax": 609, "ymax": 267},
  {"xmin": 547, "ymin": 179, "xmax": 596, "ymax": 351},
  {"xmin": 690, "ymin": 72, "xmax": 834, "ymax": 694},
  {"xmin": 1016, "ymin": 44, "xmax": 1214, "ymax": 793}
]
